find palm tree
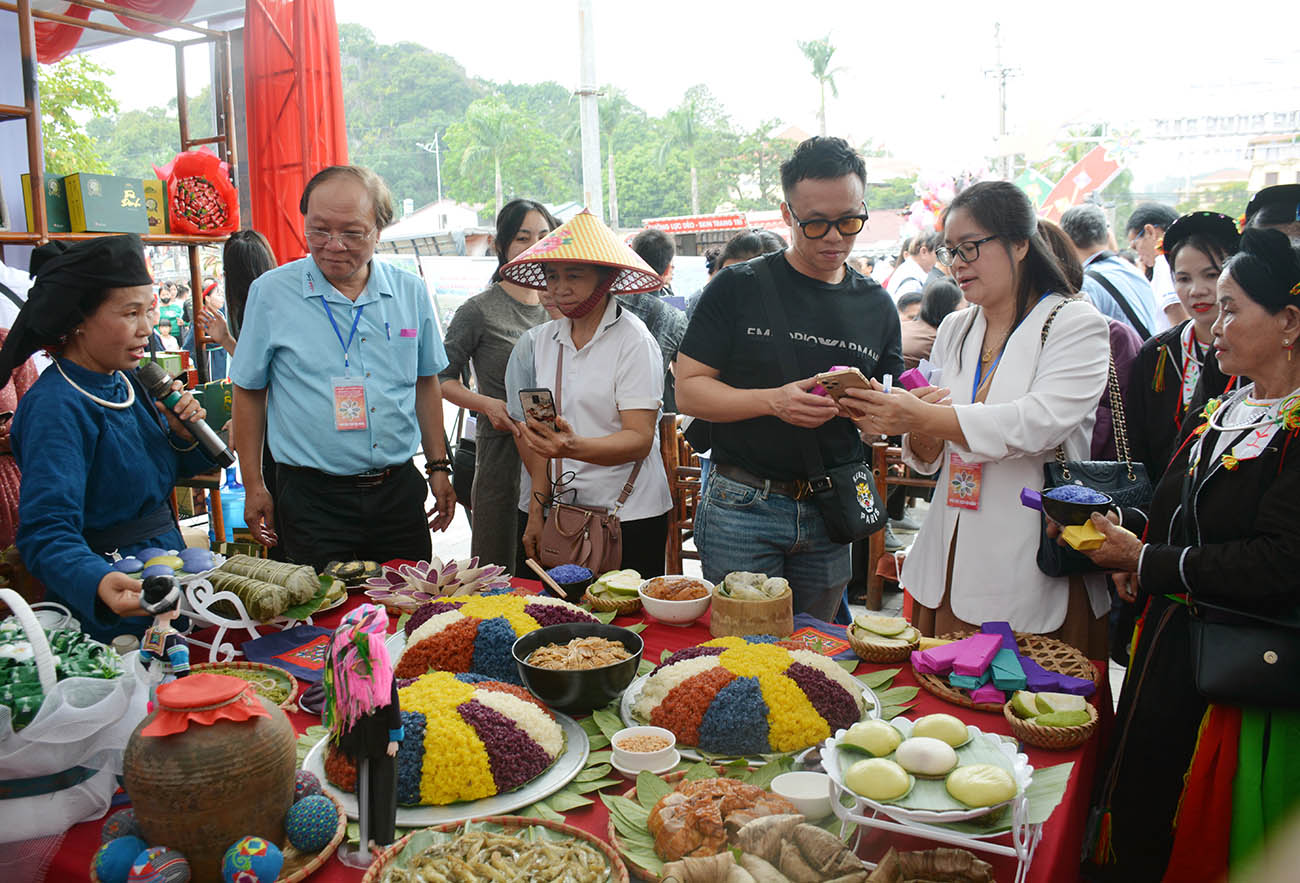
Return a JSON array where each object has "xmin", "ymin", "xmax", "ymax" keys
[
  {"xmin": 797, "ymin": 36, "xmax": 843, "ymax": 136},
  {"xmin": 600, "ymin": 88, "xmax": 630, "ymax": 227},
  {"xmin": 659, "ymin": 96, "xmax": 701, "ymax": 215},
  {"xmin": 458, "ymin": 96, "xmax": 516, "ymax": 217}
]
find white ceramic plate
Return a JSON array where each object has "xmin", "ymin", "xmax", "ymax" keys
[
  {"xmin": 611, "ymin": 748, "xmax": 681, "ymax": 778},
  {"xmin": 821, "ymin": 715, "xmax": 1033, "ymax": 827},
  {"xmin": 620, "ymin": 671, "xmax": 881, "ymax": 761},
  {"xmin": 303, "ymin": 711, "xmax": 589, "ymax": 825}
]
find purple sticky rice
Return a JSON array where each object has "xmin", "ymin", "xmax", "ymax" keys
[
  {"xmin": 457, "ymin": 699, "xmax": 552, "ymax": 792},
  {"xmin": 523, "ymin": 602, "xmax": 598, "ymax": 627},
  {"xmin": 783, "ymin": 662, "xmax": 861, "ymax": 733},
  {"xmin": 404, "ymin": 600, "xmax": 463, "ymax": 637},
  {"xmin": 652, "ymin": 645, "xmax": 725, "ymax": 674},
  {"xmin": 1043, "ymin": 485, "xmax": 1109, "ymax": 504}
]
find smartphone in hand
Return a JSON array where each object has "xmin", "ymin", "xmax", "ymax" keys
[
  {"xmin": 518, "ymin": 388, "xmax": 558, "ymax": 431},
  {"xmin": 813, "ymin": 367, "xmax": 870, "ymax": 401}
]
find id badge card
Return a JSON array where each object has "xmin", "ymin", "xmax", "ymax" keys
[
  {"xmin": 946, "ymin": 452, "xmax": 983, "ymax": 510},
  {"xmin": 332, "ymin": 376, "xmax": 368, "ymax": 431}
]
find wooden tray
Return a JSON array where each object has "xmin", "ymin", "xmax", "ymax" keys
[
  {"xmin": 361, "ymin": 815, "xmax": 630, "ymax": 883},
  {"xmin": 90, "ymin": 792, "xmax": 346, "ymax": 883},
  {"xmin": 190, "ymin": 660, "xmax": 299, "ymax": 709},
  {"xmin": 912, "ymin": 630, "xmax": 1099, "ymax": 712},
  {"xmin": 1003, "ymin": 699, "xmax": 1099, "ymax": 751}
]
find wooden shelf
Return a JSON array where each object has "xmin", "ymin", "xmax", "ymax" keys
[{"xmin": 0, "ymin": 231, "xmax": 229, "ymax": 246}]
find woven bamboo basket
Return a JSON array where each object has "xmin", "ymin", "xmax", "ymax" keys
[
  {"xmin": 1002, "ymin": 699, "xmax": 1099, "ymax": 751},
  {"xmin": 583, "ymin": 590, "xmax": 642, "ymax": 615},
  {"xmin": 190, "ymin": 660, "xmax": 299, "ymax": 710},
  {"xmin": 846, "ymin": 623, "xmax": 920, "ymax": 664},
  {"xmin": 361, "ymin": 815, "xmax": 630, "ymax": 883},
  {"xmin": 709, "ymin": 589, "xmax": 793, "ymax": 638},
  {"xmin": 913, "ymin": 630, "xmax": 1100, "ymax": 712}
]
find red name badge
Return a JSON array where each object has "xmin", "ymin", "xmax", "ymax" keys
[
  {"xmin": 332, "ymin": 377, "xmax": 367, "ymax": 431},
  {"xmin": 946, "ymin": 452, "xmax": 983, "ymax": 510}
]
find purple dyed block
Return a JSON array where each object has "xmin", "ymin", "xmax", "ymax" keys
[
  {"xmin": 1020, "ymin": 656, "xmax": 1058, "ymax": 691},
  {"xmin": 1053, "ymin": 671, "xmax": 1098, "ymax": 697},
  {"xmin": 970, "ymin": 683, "xmax": 1006, "ymax": 705},
  {"xmin": 981, "ymin": 621, "xmax": 1019, "ymax": 654},
  {"xmin": 1020, "ymin": 487, "xmax": 1043, "ymax": 510},
  {"xmin": 951, "ymin": 633, "xmax": 1003, "ymax": 677}
]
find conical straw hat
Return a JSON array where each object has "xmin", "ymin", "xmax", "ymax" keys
[{"xmin": 500, "ymin": 209, "xmax": 663, "ymax": 294}]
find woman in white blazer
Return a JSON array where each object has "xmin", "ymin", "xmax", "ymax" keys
[{"xmin": 845, "ymin": 182, "xmax": 1111, "ymax": 656}]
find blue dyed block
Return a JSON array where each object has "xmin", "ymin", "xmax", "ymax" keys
[
  {"xmin": 989, "ymin": 648, "xmax": 1028, "ymax": 691},
  {"xmin": 948, "ymin": 669, "xmax": 991, "ymax": 690}
]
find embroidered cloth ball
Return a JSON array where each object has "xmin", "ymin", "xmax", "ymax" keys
[
  {"xmin": 293, "ymin": 769, "xmax": 322, "ymax": 802},
  {"xmin": 92, "ymin": 836, "xmax": 147, "ymax": 883},
  {"xmin": 284, "ymin": 794, "xmax": 338, "ymax": 852},
  {"xmin": 220, "ymin": 836, "xmax": 283, "ymax": 883},
  {"xmin": 127, "ymin": 846, "xmax": 191, "ymax": 883},
  {"xmin": 101, "ymin": 808, "xmax": 142, "ymax": 843}
]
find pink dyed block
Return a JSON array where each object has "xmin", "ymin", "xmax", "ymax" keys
[
  {"xmin": 911, "ymin": 636, "xmax": 973, "ymax": 674},
  {"xmin": 981, "ymin": 621, "xmax": 1018, "ymax": 654},
  {"xmin": 970, "ymin": 683, "xmax": 1006, "ymax": 705},
  {"xmin": 910, "ymin": 649, "xmax": 942, "ymax": 674},
  {"xmin": 950, "ymin": 633, "xmax": 1003, "ymax": 677}
]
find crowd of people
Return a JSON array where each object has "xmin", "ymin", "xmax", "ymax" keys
[{"xmin": 0, "ymin": 137, "xmax": 1298, "ymax": 880}]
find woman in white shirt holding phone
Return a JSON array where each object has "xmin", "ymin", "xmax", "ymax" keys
[{"xmin": 843, "ymin": 182, "xmax": 1111, "ymax": 656}]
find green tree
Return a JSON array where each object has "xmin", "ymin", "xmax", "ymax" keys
[
  {"xmin": 797, "ymin": 36, "xmax": 842, "ymax": 137},
  {"xmin": 1178, "ymin": 182, "xmax": 1250, "ymax": 216},
  {"xmin": 454, "ymin": 96, "xmax": 518, "ymax": 217},
  {"xmin": 870, "ymin": 177, "xmax": 917, "ymax": 210},
  {"xmin": 599, "ymin": 87, "xmax": 636, "ymax": 227},
  {"xmin": 86, "ymin": 86, "xmax": 216, "ymax": 176},
  {"xmin": 659, "ymin": 99, "xmax": 702, "ymax": 215},
  {"xmin": 39, "ymin": 55, "xmax": 118, "ymax": 175}
]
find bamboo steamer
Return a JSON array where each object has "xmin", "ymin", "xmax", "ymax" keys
[{"xmin": 709, "ymin": 587, "xmax": 794, "ymax": 638}]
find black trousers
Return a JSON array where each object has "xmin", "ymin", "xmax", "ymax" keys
[
  {"xmin": 516, "ymin": 509, "xmax": 668, "ymax": 577},
  {"xmin": 275, "ymin": 461, "xmax": 432, "ymax": 572}
]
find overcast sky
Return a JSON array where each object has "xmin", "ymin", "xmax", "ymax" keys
[{"xmin": 90, "ymin": 0, "xmax": 1300, "ymax": 181}]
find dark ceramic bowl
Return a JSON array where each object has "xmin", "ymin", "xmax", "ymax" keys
[
  {"xmin": 512, "ymin": 623, "xmax": 644, "ymax": 713},
  {"xmin": 555, "ymin": 575, "xmax": 595, "ymax": 603},
  {"xmin": 1041, "ymin": 487, "xmax": 1115, "ymax": 527}
]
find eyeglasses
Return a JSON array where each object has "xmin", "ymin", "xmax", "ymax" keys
[
  {"xmin": 936, "ymin": 235, "xmax": 1000, "ymax": 267},
  {"xmin": 788, "ymin": 204, "xmax": 869, "ymax": 239},
  {"xmin": 304, "ymin": 228, "xmax": 374, "ymax": 249}
]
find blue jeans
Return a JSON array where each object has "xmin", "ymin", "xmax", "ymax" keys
[{"xmin": 695, "ymin": 469, "xmax": 851, "ymax": 622}]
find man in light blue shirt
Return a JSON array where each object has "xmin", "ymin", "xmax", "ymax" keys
[
  {"xmin": 1061, "ymin": 203, "xmax": 1162, "ymax": 339},
  {"xmin": 231, "ymin": 165, "xmax": 455, "ymax": 569}
]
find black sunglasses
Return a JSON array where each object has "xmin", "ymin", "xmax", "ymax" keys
[{"xmin": 788, "ymin": 204, "xmax": 869, "ymax": 239}]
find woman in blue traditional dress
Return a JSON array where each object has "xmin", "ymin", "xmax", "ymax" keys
[{"xmin": 0, "ymin": 235, "xmax": 214, "ymax": 641}]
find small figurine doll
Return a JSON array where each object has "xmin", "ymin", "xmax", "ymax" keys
[
  {"xmin": 138, "ymin": 575, "xmax": 190, "ymax": 689},
  {"xmin": 324, "ymin": 604, "xmax": 402, "ymax": 865}
]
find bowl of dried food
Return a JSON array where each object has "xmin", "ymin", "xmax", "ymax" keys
[{"xmin": 512, "ymin": 623, "xmax": 644, "ymax": 713}]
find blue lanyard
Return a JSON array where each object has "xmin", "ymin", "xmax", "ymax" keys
[
  {"xmin": 320, "ymin": 298, "xmax": 365, "ymax": 371},
  {"xmin": 972, "ymin": 349, "xmax": 1004, "ymax": 401}
]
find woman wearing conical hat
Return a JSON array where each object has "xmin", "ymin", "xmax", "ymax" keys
[{"xmin": 501, "ymin": 210, "xmax": 673, "ymax": 576}]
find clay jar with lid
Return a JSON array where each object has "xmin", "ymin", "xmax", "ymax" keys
[{"xmin": 123, "ymin": 673, "xmax": 295, "ymax": 883}]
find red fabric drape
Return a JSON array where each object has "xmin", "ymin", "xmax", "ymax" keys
[
  {"xmin": 243, "ymin": 0, "xmax": 349, "ymax": 265},
  {"xmin": 34, "ymin": 1, "xmax": 198, "ymax": 63}
]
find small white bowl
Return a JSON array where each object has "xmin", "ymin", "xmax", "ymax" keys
[
  {"xmin": 771, "ymin": 770, "xmax": 834, "ymax": 820},
  {"xmin": 611, "ymin": 725, "xmax": 678, "ymax": 773},
  {"xmin": 637, "ymin": 576, "xmax": 713, "ymax": 626}
]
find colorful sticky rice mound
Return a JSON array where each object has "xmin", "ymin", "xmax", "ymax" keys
[
  {"xmin": 395, "ymin": 593, "xmax": 599, "ymax": 685},
  {"xmin": 323, "ymin": 671, "xmax": 564, "ymax": 806},
  {"xmin": 631, "ymin": 636, "xmax": 866, "ymax": 754}
]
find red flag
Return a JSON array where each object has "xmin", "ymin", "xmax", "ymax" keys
[{"xmin": 1040, "ymin": 145, "xmax": 1122, "ymax": 222}]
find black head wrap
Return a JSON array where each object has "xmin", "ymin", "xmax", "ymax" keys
[
  {"xmin": 0, "ymin": 234, "xmax": 153, "ymax": 386},
  {"xmin": 1245, "ymin": 184, "xmax": 1300, "ymax": 227},
  {"xmin": 1161, "ymin": 211, "xmax": 1240, "ymax": 268}
]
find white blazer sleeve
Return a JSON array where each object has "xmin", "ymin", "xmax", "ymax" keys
[{"xmin": 953, "ymin": 300, "xmax": 1109, "ymax": 464}]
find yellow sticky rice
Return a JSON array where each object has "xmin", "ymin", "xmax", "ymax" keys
[
  {"xmin": 716, "ymin": 642, "xmax": 793, "ymax": 678},
  {"xmin": 757, "ymin": 671, "xmax": 830, "ymax": 751},
  {"xmin": 397, "ymin": 672, "xmax": 496, "ymax": 805},
  {"xmin": 450, "ymin": 594, "xmax": 540, "ymax": 636}
]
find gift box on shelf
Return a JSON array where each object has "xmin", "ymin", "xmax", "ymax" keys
[
  {"xmin": 21, "ymin": 174, "xmax": 71, "ymax": 233},
  {"xmin": 64, "ymin": 173, "xmax": 148, "ymax": 234},
  {"xmin": 142, "ymin": 178, "xmax": 168, "ymax": 235}
]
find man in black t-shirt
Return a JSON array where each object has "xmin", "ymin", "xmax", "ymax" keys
[{"xmin": 677, "ymin": 137, "xmax": 903, "ymax": 621}]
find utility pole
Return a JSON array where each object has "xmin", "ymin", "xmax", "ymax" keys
[
  {"xmin": 577, "ymin": 0, "xmax": 604, "ymax": 221},
  {"xmin": 415, "ymin": 131, "xmax": 444, "ymax": 202},
  {"xmin": 983, "ymin": 22, "xmax": 1020, "ymax": 180}
]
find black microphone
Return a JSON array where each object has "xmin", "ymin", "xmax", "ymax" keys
[{"xmin": 137, "ymin": 361, "xmax": 236, "ymax": 468}]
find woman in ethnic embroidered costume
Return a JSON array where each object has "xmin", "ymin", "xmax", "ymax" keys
[
  {"xmin": 1124, "ymin": 212, "xmax": 1240, "ymax": 483},
  {"xmin": 1075, "ymin": 228, "xmax": 1300, "ymax": 882},
  {"xmin": 0, "ymin": 235, "xmax": 214, "ymax": 642}
]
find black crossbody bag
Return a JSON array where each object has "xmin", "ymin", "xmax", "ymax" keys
[{"xmin": 752, "ymin": 258, "xmax": 885, "ymax": 544}]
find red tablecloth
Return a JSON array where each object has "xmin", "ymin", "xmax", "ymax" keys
[{"xmin": 49, "ymin": 583, "xmax": 1111, "ymax": 882}]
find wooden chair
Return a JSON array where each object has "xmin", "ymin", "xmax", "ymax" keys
[
  {"xmin": 866, "ymin": 441, "xmax": 938, "ymax": 610},
  {"xmin": 659, "ymin": 413, "xmax": 702, "ymax": 573}
]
